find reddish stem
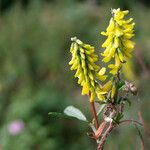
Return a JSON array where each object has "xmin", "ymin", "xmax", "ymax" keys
[
  {"xmin": 134, "ymin": 124, "xmax": 145, "ymax": 150},
  {"xmin": 97, "ymin": 122, "xmax": 115, "ymax": 150},
  {"xmin": 89, "ymin": 92, "xmax": 99, "ymax": 129},
  {"xmin": 120, "ymin": 119, "xmax": 142, "ymax": 126}
]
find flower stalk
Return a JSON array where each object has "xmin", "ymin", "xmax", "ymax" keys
[{"xmin": 89, "ymin": 92, "xmax": 99, "ymax": 129}]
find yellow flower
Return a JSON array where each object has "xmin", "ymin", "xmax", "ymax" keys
[
  {"xmin": 95, "ymin": 86, "xmax": 106, "ymax": 101},
  {"xmin": 69, "ymin": 37, "xmax": 107, "ymax": 102},
  {"xmin": 108, "ymin": 54, "xmax": 121, "ymax": 75},
  {"xmin": 96, "ymin": 67, "xmax": 107, "ymax": 81},
  {"xmin": 101, "ymin": 8, "xmax": 135, "ymax": 75},
  {"xmin": 102, "ymin": 80, "xmax": 113, "ymax": 92},
  {"xmin": 95, "ymin": 80, "xmax": 113, "ymax": 101},
  {"xmin": 82, "ymin": 82, "xmax": 90, "ymax": 95}
]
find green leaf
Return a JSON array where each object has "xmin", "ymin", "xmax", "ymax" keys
[
  {"xmin": 64, "ymin": 105, "xmax": 87, "ymax": 122},
  {"xmin": 113, "ymin": 113, "xmax": 124, "ymax": 124},
  {"xmin": 117, "ymin": 97, "xmax": 123, "ymax": 104},
  {"xmin": 118, "ymin": 81, "xmax": 125, "ymax": 89},
  {"xmin": 48, "ymin": 106, "xmax": 88, "ymax": 122}
]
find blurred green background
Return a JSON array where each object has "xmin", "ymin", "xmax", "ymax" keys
[{"xmin": 0, "ymin": 0, "xmax": 150, "ymax": 149}]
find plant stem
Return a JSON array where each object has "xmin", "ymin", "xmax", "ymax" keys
[
  {"xmin": 120, "ymin": 119, "xmax": 142, "ymax": 126},
  {"xmin": 97, "ymin": 122, "xmax": 115, "ymax": 150},
  {"xmin": 89, "ymin": 92, "xmax": 99, "ymax": 129},
  {"xmin": 134, "ymin": 124, "xmax": 145, "ymax": 150}
]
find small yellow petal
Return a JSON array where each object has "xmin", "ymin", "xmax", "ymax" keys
[
  {"xmin": 74, "ymin": 66, "xmax": 82, "ymax": 77},
  {"xmin": 101, "ymin": 31, "xmax": 107, "ymax": 36},
  {"xmin": 102, "ymin": 81, "xmax": 112, "ymax": 92},
  {"xmin": 78, "ymin": 74, "xmax": 84, "ymax": 85},
  {"xmin": 106, "ymin": 18, "xmax": 115, "ymax": 33},
  {"xmin": 82, "ymin": 82, "xmax": 89, "ymax": 95},
  {"xmin": 114, "ymin": 26, "xmax": 123, "ymax": 37},
  {"xmin": 70, "ymin": 43, "xmax": 74, "ymax": 53},
  {"xmin": 123, "ymin": 50, "xmax": 132, "ymax": 58},
  {"xmin": 98, "ymin": 75, "xmax": 107, "ymax": 81},
  {"xmin": 123, "ymin": 10, "xmax": 129, "ymax": 14},
  {"xmin": 88, "ymin": 71, "xmax": 94, "ymax": 80},
  {"xmin": 114, "ymin": 37, "xmax": 119, "ymax": 48},
  {"xmin": 102, "ymin": 43, "xmax": 112, "ymax": 56},
  {"xmin": 96, "ymin": 87, "xmax": 106, "ymax": 101},
  {"xmin": 124, "ymin": 33, "xmax": 134, "ymax": 39},
  {"xmin": 110, "ymin": 68, "xmax": 118, "ymax": 75},
  {"xmin": 115, "ymin": 54, "xmax": 121, "ymax": 67},
  {"xmin": 118, "ymin": 50, "xmax": 124, "ymax": 62},
  {"xmin": 108, "ymin": 64, "xmax": 115, "ymax": 68},
  {"xmin": 97, "ymin": 93, "xmax": 106, "ymax": 101},
  {"xmin": 124, "ymin": 40, "xmax": 135, "ymax": 49},
  {"xmin": 98, "ymin": 67, "xmax": 106, "ymax": 76},
  {"xmin": 80, "ymin": 52, "xmax": 85, "ymax": 59},
  {"xmin": 70, "ymin": 59, "xmax": 78, "ymax": 70},
  {"xmin": 102, "ymin": 35, "xmax": 113, "ymax": 48},
  {"xmin": 102, "ymin": 56, "xmax": 111, "ymax": 63}
]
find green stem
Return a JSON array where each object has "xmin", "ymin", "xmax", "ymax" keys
[{"xmin": 113, "ymin": 71, "xmax": 120, "ymax": 103}]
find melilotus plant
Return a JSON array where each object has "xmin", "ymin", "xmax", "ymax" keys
[{"xmin": 49, "ymin": 8, "xmax": 144, "ymax": 150}]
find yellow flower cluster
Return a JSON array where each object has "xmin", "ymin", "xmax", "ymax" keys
[
  {"xmin": 69, "ymin": 8, "xmax": 136, "ymax": 102},
  {"xmin": 69, "ymin": 37, "xmax": 108, "ymax": 102},
  {"xmin": 101, "ymin": 8, "xmax": 135, "ymax": 75}
]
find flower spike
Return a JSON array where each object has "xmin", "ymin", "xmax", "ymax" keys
[
  {"xmin": 69, "ymin": 37, "xmax": 107, "ymax": 101},
  {"xmin": 101, "ymin": 8, "xmax": 135, "ymax": 75}
]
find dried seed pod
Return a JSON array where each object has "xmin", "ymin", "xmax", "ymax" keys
[
  {"xmin": 129, "ymin": 83, "xmax": 138, "ymax": 95},
  {"xmin": 125, "ymin": 81, "xmax": 138, "ymax": 95}
]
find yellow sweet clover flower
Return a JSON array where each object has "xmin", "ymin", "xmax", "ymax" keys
[
  {"xmin": 101, "ymin": 8, "xmax": 135, "ymax": 75},
  {"xmin": 96, "ymin": 80, "xmax": 113, "ymax": 100},
  {"xmin": 69, "ymin": 37, "xmax": 107, "ymax": 102}
]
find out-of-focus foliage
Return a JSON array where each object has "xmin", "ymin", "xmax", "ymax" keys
[
  {"xmin": 0, "ymin": 0, "xmax": 150, "ymax": 150},
  {"xmin": 1, "ymin": 0, "xmax": 150, "ymax": 12}
]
